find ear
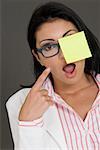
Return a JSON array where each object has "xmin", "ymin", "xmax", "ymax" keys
[
  {"xmin": 32, "ymin": 49, "xmax": 44, "ymax": 66},
  {"xmin": 32, "ymin": 49, "xmax": 40, "ymax": 62}
]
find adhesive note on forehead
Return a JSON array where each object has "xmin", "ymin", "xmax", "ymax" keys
[{"xmin": 58, "ymin": 31, "xmax": 92, "ymax": 64}]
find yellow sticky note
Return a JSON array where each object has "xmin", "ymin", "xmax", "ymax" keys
[{"xmin": 58, "ymin": 31, "xmax": 92, "ymax": 64}]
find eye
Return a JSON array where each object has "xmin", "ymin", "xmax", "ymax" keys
[{"xmin": 43, "ymin": 43, "xmax": 56, "ymax": 51}]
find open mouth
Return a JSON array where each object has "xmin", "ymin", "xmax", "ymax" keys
[{"xmin": 63, "ymin": 63, "xmax": 76, "ymax": 74}]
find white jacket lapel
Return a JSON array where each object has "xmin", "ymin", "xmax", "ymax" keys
[{"xmin": 43, "ymin": 104, "xmax": 67, "ymax": 149}]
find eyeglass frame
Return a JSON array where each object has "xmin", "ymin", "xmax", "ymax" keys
[{"xmin": 35, "ymin": 43, "xmax": 61, "ymax": 58}]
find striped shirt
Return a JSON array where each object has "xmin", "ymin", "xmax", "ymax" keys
[
  {"xmin": 43, "ymin": 74, "xmax": 100, "ymax": 149},
  {"xmin": 19, "ymin": 74, "xmax": 100, "ymax": 149}
]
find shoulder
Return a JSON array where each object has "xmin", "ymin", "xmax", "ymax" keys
[{"xmin": 6, "ymin": 88, "xmax": 31, "ymax": 111}]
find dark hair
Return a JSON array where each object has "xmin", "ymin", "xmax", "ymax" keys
[{"xmin": 27, "ymin": 1, "xmax": 100, "ymax": 82}]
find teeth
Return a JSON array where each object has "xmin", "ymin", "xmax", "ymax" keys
[{"xmin": 66, "ymin": 63, "xmax": 74, "ymax": 66}]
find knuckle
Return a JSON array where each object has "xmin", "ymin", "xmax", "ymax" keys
[
  {"xmin": 43, "ymin": 90, "xmax": 48, "ymax": 95},
  {"xmin": 41, "ymin": 89, "xmax": 48, "ymax": 95}
]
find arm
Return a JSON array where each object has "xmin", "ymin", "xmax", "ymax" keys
[
  {"xmin": 6, "ymin": 89, "xmax": 45, "ymax": 150},
  {"xmin": 6, "ymin": 68, "xmax": 54, "ymax": 149}
]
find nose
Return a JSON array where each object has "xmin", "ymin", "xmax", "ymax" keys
[{"xmin": 59, "ymin": 48, "xmax": 65, "ymax": 59}]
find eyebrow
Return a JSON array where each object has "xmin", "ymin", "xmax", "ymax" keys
[
  {"xmin": 62, "ymin": 29, "xmax": 77, "ymax": 37},
  {"xmin": 39, "ymin": 29, "xmax": 77, "ymax": 44}
]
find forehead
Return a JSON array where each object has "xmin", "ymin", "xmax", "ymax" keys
[{"xmin": 35, "ymin": 18, "xmax": 78, "ymax": 40}]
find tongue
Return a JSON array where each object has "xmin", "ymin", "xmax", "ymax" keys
[{"xmin": 63, "ymin": 64, "xmax": 75, "ymax": 73}]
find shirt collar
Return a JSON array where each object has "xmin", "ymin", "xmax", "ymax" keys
[
  {"xmin": 42, "ymin": 74, "xmax": 100, "ymax": 109},
  {"xmin": 91, "ymin": 74, "xmax": 100, "ymax": 108}
]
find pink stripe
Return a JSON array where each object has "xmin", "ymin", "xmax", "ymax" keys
[
  {"xmin": 91, "ymin": 111, "xmax": 99, "ymax": 149},
  {"xmin": 87, "ymin": 112, "xmax": 90, "ymax": 130},
  {"xmin": 62, "ymin": 106, "xmax": 73, "ymax": 150},
  {"xmin": 95, "ymin": 76, "xmax": 100, "ymax": 84},
  {"xmin": 47, "ymin": 82, "xmax": 50, "ymax": 92},
  {"xmin": 48, "ymin": 80, "xmax": 54, "ymax": 99},
  {"xmin": 33, "ymin": 119, "xmax": 43, "ymax": 124},
  {"xmin": 91, "ymin": 114, "xmax": 99, "ymax": 147},
  {"xmin": 91, "ymin": 112, "xmax": 95, "ymax": 131},
  {"xmin": 94, "ymin": 109, "xmax": 99, "ymax": 131},
  {"xmin": 91, "ymin": 111, "xmax": 98, "ymax": 145},
  {"xmin": 90, "ymin": 134, "xmax": 96, "ymax": 149},
  {"xmin": 91, "ymin": 113, "xmax": 97, "ymax": 149},
  {"xmin": 93, "ymin": 132, "xmax": 100, "ymax": 149},
  {"xmin": 93, "ymin": 99, "xmax": 100, "ymax": 108},
  {"xmin": 68, "ymin": 110, "xmax": 79, "ymax": 150},
  {"xmin": 45, "ymin": 77, "xmax": 100, "ymax": 149},
  {"xmin": 93, "ymin": 92, "xmax": 100, "ymax": 108},
  {"xmin": 73, "ymin": 113, "xmax": 84, "ymax": 150},
  {"xmin": 19, "ymin": 124, "xmax": 35, "ymax": 127},
  {"xmin": 97, "ymin": 81, "xmax": 100, "ymax": 85},
  {"xmin": 56, "ymin": 103, "xmax": 68, "ymax": 148},
  {"xmin": 98, "ymin": 107, "xmax": 100, "ymax": 114},
  {"xmin": 85, "ymin": 134, "xmax": 89, "ymax": 150},
  {"xmin": 78, "ymin": 116, "xmax": 85, "ymax": 130},
  {"xmin": 19, "ymin": 123, "xmax": 44, "ymax": 127},
  {"xmin": 19, "ymin": 120, "xmax": 43, "ymax": 127}
]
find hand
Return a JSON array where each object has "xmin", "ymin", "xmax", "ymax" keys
[{"xmin": 18, "ymin": 68, "xmax": 54, "ymax": 121}]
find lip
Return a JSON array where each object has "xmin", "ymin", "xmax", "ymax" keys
[
  {"xmin": 62, "ymin": 63, "xmax": 76, "ymax": 78},
  {"xmin": 63, "ymin": 63, "xmax": 76, "ymax": 72}
]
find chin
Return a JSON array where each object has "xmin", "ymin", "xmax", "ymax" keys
[{"xmin": 64, "ymin": 73, "xmax": 85, "ymax": 86}]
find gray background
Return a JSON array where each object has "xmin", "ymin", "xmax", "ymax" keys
[{"xmin": 1, "ymin": 0, "xmax": 100, "ymax": 149}]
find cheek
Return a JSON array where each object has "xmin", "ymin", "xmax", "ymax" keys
[
  {"xmin": 76, "ymin": 60, "xmax": 85, "ymax": 72},
  {"xmin": 37, "ymin": 54, "xmax": 49, "ymax": 66},
  {"xmin": 44, "ymin": 61, "xmax": 56, "ymax": 69},
  {"xmin": 43, "ymin": 60, "xmax": 59, "ymax": 75},
  {"xmin": 39, "ymin": 55, "xmax": 61, "ymax": 74},
  {"xmin": 39, "ymin": 55, "xmax": 58, "ymax": 68},
  {"xmin": 81, "ymin": 60, "xmax": 85, "ymax": 69},
  {"xmin": 40, "ymin": 58, "xmax": 54, "ymax": 69}
]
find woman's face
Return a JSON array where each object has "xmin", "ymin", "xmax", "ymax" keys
[{"xmin": 33, "ymin": 18, "xmax": 85, "ymax": 85}]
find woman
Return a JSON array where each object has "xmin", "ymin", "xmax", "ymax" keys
[{"xmin": 6, "ymin": 2, "xmax": 100, "ymax": 150}]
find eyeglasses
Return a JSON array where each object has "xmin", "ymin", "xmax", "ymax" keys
[{"xmin": 36, "ymin": 43, "xmax": 60, "ymax": 58}]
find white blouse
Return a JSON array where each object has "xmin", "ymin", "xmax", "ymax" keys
[{"xmin": 6, "ymin": 74, "xmax": 100, "ymax": 150}]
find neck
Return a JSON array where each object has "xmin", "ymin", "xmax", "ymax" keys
[{"xmin": 53, "ymin": 73, "xmax": 93, "ymax": 95}]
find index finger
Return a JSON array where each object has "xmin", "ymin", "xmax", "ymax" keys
[{"xmin": 33, "ymin": 68, "xmax": 51, "ymax": 91}]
